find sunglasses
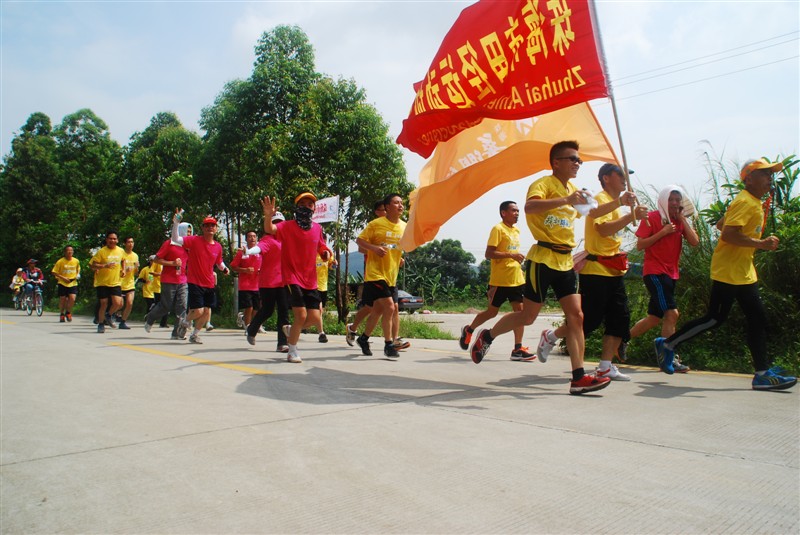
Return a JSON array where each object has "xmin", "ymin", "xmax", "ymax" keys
[{"xmin": 555, "ymin": 156, "xmax": 583, "ymax": 165}]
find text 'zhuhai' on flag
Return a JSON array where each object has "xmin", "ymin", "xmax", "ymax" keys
[{"xmin": 397, "ymin": 0, "xmax": 608, "ymax": 158}]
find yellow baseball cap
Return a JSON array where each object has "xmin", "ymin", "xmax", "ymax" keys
[
  {"xmin": 294, "ymin": 192, "xmax": 317, "ymax": 204},
  {"xmin": 740, "ymin": 158, "xmax": 783, "ymax": 180}
]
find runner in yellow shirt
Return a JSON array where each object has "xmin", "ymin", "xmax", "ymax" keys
[
  {"xmin": 657, "ymin": 158, "xmax": 796, "ymax": 391},
  {"xmin": 354, "ymin": 193, "xmax": 407, "ymax": 359},
  {"xmin": 469, "ymin": 140, "xmax": 611, "ymax": 395},
  {"xmin": 51, "ymin": 244, "xmax": 81, "ymax": 322},
  {"xmin": 459, "ymin": 201, "xmax": 534, "ymax": 361},
  {"xmin": 90, "ymin": 231, "xmax": 126, "ymax": 333},
  {"xmin": 118, "ymin": 236, "xmax": 139, "ymax": 329},
  {"xmin": 539, "ymin": 164, "xmax": 647, "ymax": 381}
]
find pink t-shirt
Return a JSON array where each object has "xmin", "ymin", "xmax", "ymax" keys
[
  {"xmin": 255, "ymin": 234, "xmax": 283, "ymax": 289},
  {"xmin": 181, "ymin": 235, "xmax": 223, "ymax": 288},
  {"xmin": 231, "ymin": 249, "xmax": 261, "ymax": 291},
  {"xmin": 156, "ymin": 240, "xmax": 189, "ymax": 285},
  {"xmin": 636, "ymin": 210, "xmax": 685, "ymax": 279},
  {"xmin": 275, "ymin": 220, "xmax": 328, "ymax": 289}
]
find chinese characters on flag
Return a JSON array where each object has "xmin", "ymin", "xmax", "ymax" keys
[{"xmin": 397, "ymin": 0, "xmax": 608, "ymax": 158}]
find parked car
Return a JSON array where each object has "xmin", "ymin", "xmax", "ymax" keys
[{"xmin": 397, "ymin": 290, "xmax": 424, "ymax": 313}]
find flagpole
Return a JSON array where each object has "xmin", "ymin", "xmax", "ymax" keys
[{"xmin": 589, "ymin": 0, "xmax": 639, "ymax": 224}]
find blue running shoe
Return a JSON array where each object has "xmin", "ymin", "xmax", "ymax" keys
[
  {"xmin": 654, "ymin": 337, "xmax": 675, "ymax": 375},
  {"xmin": 752, "ymin": 370, "xmax": 797, "ymax": 391}
]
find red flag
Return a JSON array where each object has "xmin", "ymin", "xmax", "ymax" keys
[{"xmin": 397, "ymin": 0, "xmax": 608, "ymax": 158}]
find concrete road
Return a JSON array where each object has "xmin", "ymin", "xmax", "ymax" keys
[{"xmin": 1, "ymin": 308, "xmax": 798, "ymax": 534}]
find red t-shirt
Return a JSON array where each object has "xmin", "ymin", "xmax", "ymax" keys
[
  {"xmin": 181, "ymin": 235, "xmax": 223, "ymax": 288},
  {"xmin": 275, "ymin": 221, "xmax": 328, "ymax": 289},
  {"xmin": 636, "ymin": 210, "xmax": 685, "ymax": 279},
  {"xmin": 231, "ymin": 248, "xmax": 261, "ymax": 291},
  {"xmin": 156, "ymin": 240, "xmax": 189, "ymax": 285},
  {"xmin": 255, "ymin": 234, "xmax": 283, "ymax": 289}
]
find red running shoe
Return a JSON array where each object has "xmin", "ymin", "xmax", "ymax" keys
[{"xmin": 569, "ymin": 373, "xmax": 611, "ymax": 395}]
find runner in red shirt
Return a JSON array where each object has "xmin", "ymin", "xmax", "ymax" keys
[{"xmin": 170, "ymin": 210, "xmax": 230, "ymax": 344}]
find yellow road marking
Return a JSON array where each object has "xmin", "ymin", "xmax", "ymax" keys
[
  {"xmin": 0, "ymin": 319, "xmax": 17, "ymax": 325},
  {"xmin": 109, "ymin": 343, "xmax": 271, "ymax": 375}
]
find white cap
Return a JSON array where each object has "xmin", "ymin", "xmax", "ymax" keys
[{"xmin": 272, "ymin": 211, "xmax": 286, "ymax": 223}]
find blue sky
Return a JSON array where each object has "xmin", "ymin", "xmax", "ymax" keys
[{"xmin": 2, "ymin": 1, "xmax": 798, "ymax": 257}]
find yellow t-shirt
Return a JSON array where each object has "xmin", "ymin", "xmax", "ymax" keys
[
  {"xmin": 581, "ymin": 190, "xmax": 627, "ymax": 277},
  {"xmin": 711, "ymin": 190, "xmax": 763, "ymax": 285},
  {"xmin": 149, "ymin": 262, "xmax": 162, "ymax": 294},
  {"xmin": 91, "ymin": 246, "xmax": 125, "ymax": 287},
  {"xmin": 138, "ymin": 266, "xmax": 156, "ymax": 299},
  {"xmin": 487, "ymin": 222, "xmax": 524, "ymax": 287},
  {"xmin": 525, "ymin": 175, "xmax": 580, "ymax": 271},
  {"xmin": 121, "ymin": 251, "xmax": 139, "ymax": 291},
  {"xmin": 316, "ymin": 254, "xmax": 334, "ymax": 292},
  {"xmin": 51, "ymin": 257, "xmax": 81, "ymax": 287},
  {"xmin": 358, "ymin": 217, "xmax": 406, "ymax": 285}
]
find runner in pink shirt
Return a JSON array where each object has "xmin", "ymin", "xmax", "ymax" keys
[
  {"xmin": 231, "ymin": 230, "xmax": 262, "ymax": 330},
  {"xmin": 260, "ymin": 193, "xmax": 331, "ymax": 363},
  {"xmin": 244, "ymin": 212, "xmax": 291, "ymax": 351},
  {"xmin": 143, "ymin": 222, "xmax": 191, "ymax": 339},
  {"xmin": 170, "ymin": 210, "xmax": 230, "ymax": 344}
]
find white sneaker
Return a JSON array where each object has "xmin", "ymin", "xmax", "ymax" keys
[
  {"xmin": 287, "ymin": 349, "xmax": 302, "ymax": 363},
  {"xmin": 536, "ymin": 329, "xmax": 556, "ymax": 363},
  {"xmin": 345, "ymin": 323, "xmax": 356, "ymax": 347},
  {"xmin": 596, "ymin": 364, "xmax": 631, "ymax": 381},
  {"xmin": 236, "ymin": 312, "xmax": 245, "ymax": 328},
  {"xmin": 258, "ymin": 326, "xmax": 267, "ymax": 334},
  {"xmin": 282, "ymin": 324, "xmax": 292, "ymax": 339}
]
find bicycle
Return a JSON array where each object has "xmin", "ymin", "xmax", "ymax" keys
[{"xmin": 21, "ymin": 280, "xmax": 45, "ymax": 317}]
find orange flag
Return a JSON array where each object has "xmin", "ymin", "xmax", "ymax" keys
[{"xmin": 400, "ymin": 102, "xmax": 617, "ymax": 252}]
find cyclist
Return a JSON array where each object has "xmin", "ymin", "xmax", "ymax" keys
[
  {"xmin": 10, "ymin": 268, "xmax": 25, "ymax": 306},
  {"xmin": 22, "ymin": 259, "xmax": 45, "ymax": 299},
  {"xmin": 51, "ymin": 245, "xmax": 81, "ymax": 322}
]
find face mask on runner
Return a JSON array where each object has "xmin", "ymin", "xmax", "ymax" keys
[{"xmin": 294, "ymin": 206, "xmax": 314, "ymax": 230}]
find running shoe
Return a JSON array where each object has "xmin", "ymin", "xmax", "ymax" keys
[
  {"xmin": 596, "ymin": 365, "xmax": 631, "ymax": 381},
  {"xmin": 246, "ymin": 333, "xmax": 256, "ymax": 346},
  {"xmin": 104, "ymin": 314, "xmax": 116, "ymax": 328},
  {"xmin": 569, "ymin": 373, "xmax": 611, "ymax": 395},
  {"xmin": 118, "ymin": 320, "xmax": 130, "ymax": 330},
  {"xmin": 673, "ymin": 355, "xmax": 690, "ymax": 373},
  {"xmin": 345, "ymin": 323, "xmax": 357, "ymax": 347},
  {"xmin": 470, "ymin": 329, "xmax": 492, "ymax": 364},
  {"xmin": 654, "ymin": 337, "xmax": 675, "ymax": 374},
  {"xmin": 60, "ymin": 313, "xmax": 66, "ymax": 323},
  {"xmin": 536, "ymin": 329, "xmax": 556, "ymax": 363},
  {"xmin": 357, "ymin": 335, "xmax": 372, "ymax": 356},
  {"xmin": 176, "ymin": 323, "xmax": 188, "ymax": 340},
  {"xmin": 205, "ymin": 323, "xmax": 215, "ymax": 332},
  {"xmin": 752, "ymin": 370, "xmax": 797, "ymax": 391},
  {"xmin": 189, "ymin": 333, "xmax": 202, "ymax": 344},
  {"xmin": 615, "ymin": 340, "xmax": 628, "ymax": 362},
  {"xmin": 236, "ymin": 312, "xmax": 245, "ymax": 328},
  {"xmin": 459, "ymin": 325, "xmax": 472, "ymax": 350},
  {"xmin": 319, "ymin": 333, "xmax": 328, "ymax": 343},
  {"xmin": 97, "ymin": 323, "xmax": 105, "ymax": 334},
  {"xmin": 144, "ymin": 322, "xmax": 153, "ymax": 333},
  {"xmin": 170, "ymin": 334, "xmax": 187, "ymax": 341},
  {"xmin": 277, "ymin": 345, "xmax": 289, "ymax": 353},
  {"xmin": 510, "ymin": 346, "xmax": 536, "ymax": 362},
  {"xmin": 282, "ymin": 324, "xmax": 291, "ymax": 340},
  {"xmin": 287, "ymin": 350, "xmax": 302, "ymax": 363},
  {"xmin": 393, "ymin": 338, "xmax": 411, "ymax": 350},
  {"xmin": 258, "ymin": 326, "xmax": 267, "ymax": 334},
  {"xmin": 65, "ymin": 312, "xmax": 72, "ymax": 322},
  {"xmin": 384, "ymin": 342, "xmax": 399, "ymax": 359}
]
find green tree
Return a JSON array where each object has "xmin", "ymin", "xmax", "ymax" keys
[
  {"xmin": 0, "ymin": 112, "xmax": 61, "ymax": 276},
  {"xmin": 404, "ymin": 239, "xmax": 478, "ymax": 303},
  {"xmin": 122, "ymin": 112, "xmax": 203, "ymax": 254}
]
